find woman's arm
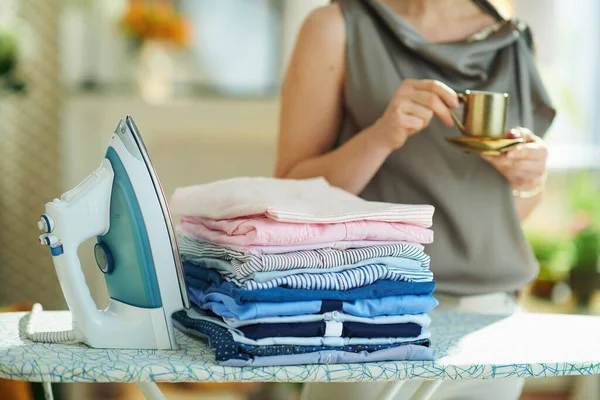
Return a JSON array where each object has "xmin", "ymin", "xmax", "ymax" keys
[
  {"xmin": 274, "ymin": 4, "xmax": 391, "ymax": 194},
  {"xmin": 515, "ymin": 193, "xmax": 543, "ymax": 220},
  {"xmin": 275, "ymin": 5, "xmax": 458, "ymax": 195}
]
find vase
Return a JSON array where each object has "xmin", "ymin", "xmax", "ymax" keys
[{"xmin": 135, "ymin": 41, "xmax": 173, "ymax": 103}]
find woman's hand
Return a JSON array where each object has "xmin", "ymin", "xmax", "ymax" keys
[
  {"xmin": 372, "ymin": 79, "xmax": 459, "ymax": 150},
  {"xmin": 481, "ymin": 127, "xmax": 548, "ymax": 192}
]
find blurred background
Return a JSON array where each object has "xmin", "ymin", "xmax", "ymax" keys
[{"xmin": 0, "ymin": 0, "xmax": 599, "ymax": 399}]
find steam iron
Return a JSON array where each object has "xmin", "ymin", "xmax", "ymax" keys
[{"xmin": 32, "ymin": 116, "xmax": 189, "ymax": 350}]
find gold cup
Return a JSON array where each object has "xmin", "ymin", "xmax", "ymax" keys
[{"xmin": 451, "ymin": 90, "xmax": 509, "ymax": 139}]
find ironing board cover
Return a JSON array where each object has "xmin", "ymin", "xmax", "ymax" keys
[{"xmin": 0, "ymin": 311, "xmax": 599, "ymax": 383}]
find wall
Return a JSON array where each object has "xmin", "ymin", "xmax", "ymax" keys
[
  {"xmin": 62, "ymin": 93, "xmax": 279, "ymax": 304},
  {"xmin": 59, "ymin": 0, "xmax": 331, "ymax": 307},
  {"xmin": 0, "ymin": 0, "xmax": 65, "ymax": 309}
]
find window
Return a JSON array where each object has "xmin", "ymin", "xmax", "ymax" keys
[
  {"xmin": 179, "ymin": 0, "xmax": 284, "ymax": 96},
  {"xmin": 516, "ymin": 0, "xmax": 600, "ymax": 168}
]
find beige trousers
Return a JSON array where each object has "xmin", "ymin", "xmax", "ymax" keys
[{"xmin": 301, "ymin": 292, "xmax": 525, "ymax": 400}]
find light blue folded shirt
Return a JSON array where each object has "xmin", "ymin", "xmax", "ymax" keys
[
  {"xmin": 183, "ymin": 255, "xmax": 428, "ymax": 282},
  {"xmin": 188, "ymin": 287, "xmax": 438, "ymax": 320},
  {"xmin": 250, "ymin": 256, "xmax": 424, "ymax": 282},
  {"xmin": 219, "ymin": 345, "xmax": 436, "ymax": 366}
]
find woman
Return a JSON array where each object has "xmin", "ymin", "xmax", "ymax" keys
[{"xmin": 275, "ymin": 0, "xmax": 555, "ymax": 398}]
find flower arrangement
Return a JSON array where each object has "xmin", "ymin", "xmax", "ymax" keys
[{"xmin": 120, "ymin": 0, "xmax": 192, "ymax": 49}]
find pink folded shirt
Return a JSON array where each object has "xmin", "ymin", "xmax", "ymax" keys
[
  {"xmin": 179, "ymin": 216, "xmax": 433, "ymax": 248},
  {"xmin": 170, "ymin": 177, "xmax": 434, "ymax": 227},
  {"xmin": 178, "ymin": 227, "xmax": 424, "ymax": 255}
]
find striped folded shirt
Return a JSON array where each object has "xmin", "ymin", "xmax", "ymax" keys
[
  {"xmin": 184, "ymin": 262, "xmax": 433, "ymax": 291},
  {"xmin": 177, "ymin": 235, "xmax": 430, "ymax": 278}
]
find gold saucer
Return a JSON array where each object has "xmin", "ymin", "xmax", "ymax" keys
[
  {"xmin": 453, "ymin": 147, "xmax": 511, "ymax": 156},
  {"xmin": 446, "ymin": 137, "xmax": 524, "ymax": 153}
]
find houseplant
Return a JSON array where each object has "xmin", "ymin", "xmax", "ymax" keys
[
  {"xmin": 119, "ymin": 0, "xmax": 191, "ymax": 102},
  {"xmin": 569, "ymin": 213, "xmax": 600, "ymax": 306},
  {"xmin": 527, "ymin": 231, "xmax": 574, "ymax": 300},
  {"xmin": 0, "ymin": 28, "xmax": 25, "ymax": 93},
  {"xmin": 567, "ymin": 173, "xmax": 600, "ymax": 306}
]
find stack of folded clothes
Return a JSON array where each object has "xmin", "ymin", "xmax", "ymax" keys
[{"xmin": 169, "ymin": 177, "xmax": 438, "ymax": 366}]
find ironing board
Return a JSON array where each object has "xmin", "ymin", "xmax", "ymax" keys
[{"xmin": 0, "ymin": 311, "xmax": 599, "ymax": 400}]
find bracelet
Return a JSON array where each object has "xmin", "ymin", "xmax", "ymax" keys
[{"xmin": 512, "ymin": 171, "xmax": 548, "ymax": 199}]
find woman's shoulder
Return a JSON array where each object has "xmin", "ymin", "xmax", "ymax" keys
[
  {"xmin": 301, "ymin": 3, "xmax": 345, "ymax": 41},
  {"xmin": 294, "ymin": 4, "xmax": 346, "ymax": 62},
  {"xmin": 307, "ymin": 3, "xmax": 343, "ymax": 23}
]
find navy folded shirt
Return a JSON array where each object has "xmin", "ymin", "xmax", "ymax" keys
[
  {"xmin": 172, "ymin": 310, "xmax": 431, "ymax": 361},
  {"xmin": 238, "ymin": 320, "xmax": 422, "ymax": 340}
]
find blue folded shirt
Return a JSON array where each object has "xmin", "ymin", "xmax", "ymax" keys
[{"xmin": 187, "ymin": 286, "xmax": 438, "ymax": 320}]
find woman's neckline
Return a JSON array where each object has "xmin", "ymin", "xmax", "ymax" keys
[{"xmin": 372, "ymin": 0, "xmax": 509, "ymax": 45}]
